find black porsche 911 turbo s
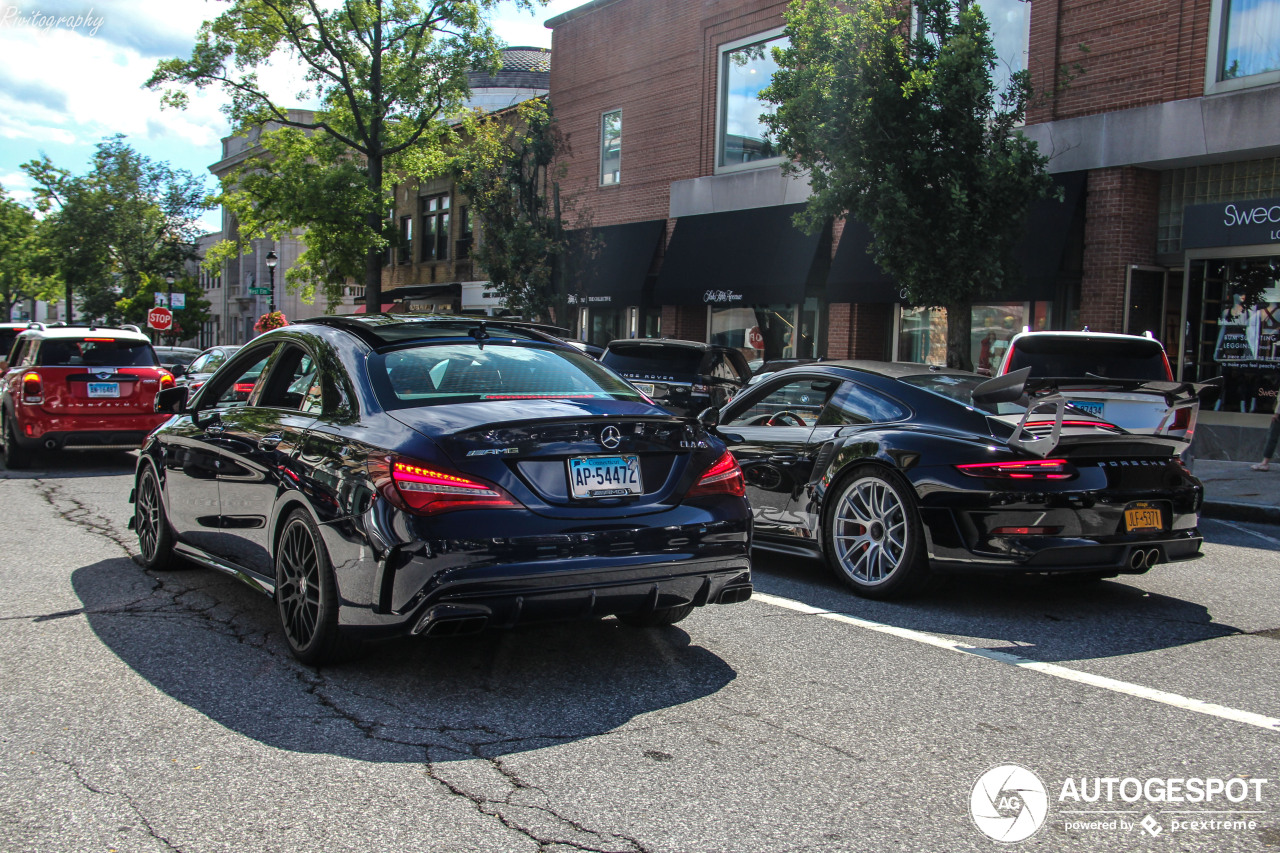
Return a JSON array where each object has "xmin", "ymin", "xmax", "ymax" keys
[
  {"xmin": 130, "ymin": 315, "xmax": 752, "ymax": 664},
  {"xmin": 711, "ymin": 361, "xmax": 1207, "ymax": 599}
]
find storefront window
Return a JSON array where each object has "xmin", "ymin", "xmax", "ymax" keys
[
  {"xmin": 588, "ymin": 307, "xmax": 626, "ymax": 347},
  {"xmin": 1186, "ymin": 257, "xmax": 1280, "ymax": 414},
  {"xmin": 897, "ymin": 302, "xmax": 1047, "ymax": 371},
  {"xmin": 710, "ymin": 300, "xmax": 817, "ymax": 372}
]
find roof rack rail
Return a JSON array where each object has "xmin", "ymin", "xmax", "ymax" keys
[
  {"xmin": 119, "ymin": 324, "xmax": 142, "ymax": 333},
  {"xmin": 26, "ymin": 322, "xmax": 44, "ymax": 331}
]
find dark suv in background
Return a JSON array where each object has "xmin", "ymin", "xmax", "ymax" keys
[{"xmin": 601, "ymin": 339, "xmax": 751, "ymax": 416}]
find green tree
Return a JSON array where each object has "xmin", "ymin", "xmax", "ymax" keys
[
  {"xmin": 0, "ymin": 186, "xmax": 52, "ymax": 321},
  {"xmin": 450, "ymin": 99, "xmax": 571, "ymax": 322},
  {"xmin": 149, "ymin": 0, "xmax": 543, "ymax": 311},
  {"xmin": 763, "ymin": 0, "xmax": 1055, "ymax": 369},
  {"xmin": 22, "ymin": 137, "xmax": 209, "ymax": 323},
  {"xmin": 113, "ymin": 273, "xmax": 212, "ymax": 344}
]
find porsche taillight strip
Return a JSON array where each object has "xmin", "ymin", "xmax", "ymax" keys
[{"xmin": 955, "ymin": 458, "xmax": 1073, "ymax": 480}]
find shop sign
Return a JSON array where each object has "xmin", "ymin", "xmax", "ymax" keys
[
  {"xmin": 567, "ymin": 294, "xmax": 613, "ymax": 304},
  {"xmin": 1183, "ymin": 197, "xmax": 1280, "ymax": 249},
  {"xmin": 703, "ymin": 289, "xmax": 744, "ymax": 304},
  {"xmin": 1214, "ymin": 287, "xmax": 1280, "ymax": 368}
]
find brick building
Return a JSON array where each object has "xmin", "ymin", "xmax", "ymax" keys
[{"xmin": 546, "ymin": 0, "xmax": 1280, "ymax": 455}]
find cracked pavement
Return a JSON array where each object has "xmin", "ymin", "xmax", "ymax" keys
[{"xmin": 1, "ymin": 455, "xmax": 1279, "ymax": 851}]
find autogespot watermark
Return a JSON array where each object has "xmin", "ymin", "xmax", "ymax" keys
[
  {"xmin": 970, "ymin": 763, "xmax": 1271, "ymax": 843},
  {"xmin": 0, "ymin": 5, "xmax": 104, "ymax": 36}
]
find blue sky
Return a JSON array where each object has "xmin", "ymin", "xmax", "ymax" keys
[{"xmin": 0, "ymin": 0, "xmax": 589, "ymax": 230}]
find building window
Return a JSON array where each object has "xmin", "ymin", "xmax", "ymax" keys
[
  {"xmin": 600, "ymin": 110, "xmax": 621, "ymax": 186},
  {"xmin": 420, "ymin": 194, "xmax": 450, "ymax": 261},
  {"xmin": 716, "ymin": 30, "xmax": 787, "ymax": 173},
  {"xmin": 1157, "ymin": 157, "xmax": 1280, "ymax": 255},
  {"xmin": 398, "ymin": 216, "xmax": 413, "ymax": 264},
  {"xmin": 974, "ymin": 0, "xmax": 1031, "ymax": 97},
  {"xmin": 457, "ymin": 206, "xmax": 473, "ymax": 260},
  {"xmin": 1207, "ymin": 0, "xmax": 1280, "ymax": 93}
]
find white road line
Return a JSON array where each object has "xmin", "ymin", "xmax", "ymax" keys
[
  {"xmin": 752, "ymin": 592, "xmax": 1280, "ymax": 735},
  {"xmin": 1205, "ymin": 517, "xmax": 1280, "ymax": 547}
]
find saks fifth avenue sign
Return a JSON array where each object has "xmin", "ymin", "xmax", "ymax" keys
[
  {"xmin": 703, "ymin": 289, "xmax": 744, "ymax": 304},
  {"xmin": 1183, "ymin": 196, "xmax": 1280, "ymax": 249}
]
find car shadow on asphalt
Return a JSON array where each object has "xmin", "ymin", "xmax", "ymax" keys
[
  {"xmin": 750, "ymin": 551, "xmax": 1242, "ymax": 664},
  {"xmin": 1, "ymin": 450, "xmax": 137, "ymax": 480},
  {"xmin": 69, "ymin": 555, "xmax": 738, "ymax": 763}
]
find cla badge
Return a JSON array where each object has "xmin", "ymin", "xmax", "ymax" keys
[{"xmin": 599, "ymin": 425, "xmax": 622, "ymax": 450}]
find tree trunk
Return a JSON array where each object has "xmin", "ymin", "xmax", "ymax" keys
[
  {"xmin": 946, "ymin": 299, "xmax": 973, "ymax": 371},
  {"xmin": 364, "ymin": 150, "xmax": 384, "ymax": 312}
]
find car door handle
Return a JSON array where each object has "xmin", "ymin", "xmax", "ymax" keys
[
  {"xmin": 768, "ymin": 453, "xmax": 798, "ymax": 463},
  {"xmin": 258, "ymin": 433, "xmax": 283, "ymax": 451}
]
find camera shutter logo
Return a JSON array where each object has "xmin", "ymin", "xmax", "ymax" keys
[
  {"xmin": 599, "ymin": 425, "xmax": 622, "ymax": 450},
  {"xmin": 970, "ymin": 764, "xmax": 1049, "ymax": 842}
]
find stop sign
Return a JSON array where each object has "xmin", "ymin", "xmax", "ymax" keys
[
  {"xmin": 148, "ymin": 307, "xmax": 173, "ymax": 331},
  {"xmin": 747, "ymin": 326, "xmax": 765, "ymax": 349}
]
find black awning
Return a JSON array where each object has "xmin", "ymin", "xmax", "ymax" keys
[
  {"xmin": 825, "ymin": 171, "xmax": 1087, "ymax": 304},
  {"xmin": 825, "ymin": 219, "xmax": 899, "ymax": 303},
  {"xmin": 561, "ymin": 219, "xmax": 666, "ymax": 306},
  {"xmin": 652, "ymin": 204, "xmax": 824, "ymax": 306}
]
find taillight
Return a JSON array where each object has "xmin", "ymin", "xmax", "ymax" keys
[
  {"xmin": 389, "ymin": 458, "xmax": 517, "ymax": 515},
  {"xmin": 1027, "ymin": 419, "xmax": 1120, "ymax": 430},
  {"xmin": 21, "ymin": 371, "xmax": 42, "ymax": 403},
  {"xmin": 1172, "ymin": 407, "xmax": 1191, "ymax": 431},
  {"xmin": 991, "ymin": 526, "xmax": 1063, "ymax": 535},
  {"xmin": 688, "ymin": 451, "xmax": 745, "ymax": 498},
  {"xmin": 159, "ymin": 372, "xmax": 175, "ymax": 389},
  {"xmin": 955, "ymin": 458, "xmax": 1073, "ymax": 480},
  {"xmin": 233, "ymin": 382, "xmax": 256, "ymax": 395}
]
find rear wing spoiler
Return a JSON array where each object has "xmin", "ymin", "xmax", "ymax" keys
[{"xmin": 973, "ymin": 368, "xmax": 1221, "ymax": 457}]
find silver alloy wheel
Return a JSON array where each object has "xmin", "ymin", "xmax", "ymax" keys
[
  {"xmin": 831, "ymin": 475, "xmax": 909, "ymax": 586},
  {"xmin": 136, "ymin": 471, "xmax": 161, "ymax": 562},
  {"xmin": 277, "ymin": 519, "xmax": 322, "ymax": 650}
]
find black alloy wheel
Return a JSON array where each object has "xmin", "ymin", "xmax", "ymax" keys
[
  {"xmin": 134, "ymin": 466, "xmax": 180, "ymax": 570},
  {"xmin": 823, "ymin": 465, "xmax": 930, "ymax": 599},
  {"xmin": 275, "ymin": 508, "xmax": 360, "ymax": 665},
  {"xmin": 3, "ymin": 411, "xmax": 27, "ymax": 470},
  {"xmin": 617, "ymin": 603, "xmax": 695, "ymax": 627}
]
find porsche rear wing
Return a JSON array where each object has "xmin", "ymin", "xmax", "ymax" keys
[{"xmin": 973, "ymin": 368, "xmax": 1220, "ymax": 458}]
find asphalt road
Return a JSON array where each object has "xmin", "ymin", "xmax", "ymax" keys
[{"xmin": 1, "ymin": 453, "xmax": 1278, "ymax": 852}]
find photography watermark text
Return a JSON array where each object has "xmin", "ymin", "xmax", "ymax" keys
[{"xmin": 0, "ymin": 5, "xmax": 104, "ymax": 37}]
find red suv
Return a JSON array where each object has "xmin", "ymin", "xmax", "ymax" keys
[{"xmin": 1, "ymin": 324, "xmax": 175, "ymax": 468}]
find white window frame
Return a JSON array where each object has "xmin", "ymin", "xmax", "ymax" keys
[
  {"xmin": 714, "ymin": 27, "xmax": 788, "ymax": 176},
  {"xmin": 1205, "ymin": 0, "xmax": 1280, "ymax": 94},
  {"xmin": 600, "ymin": 108, "xmax": 622, "ymax": 187}
]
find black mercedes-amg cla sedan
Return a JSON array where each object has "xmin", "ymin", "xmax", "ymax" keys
[{"xmin": 131, "ymin": 315, "xmax": 752, "ymax": 664}]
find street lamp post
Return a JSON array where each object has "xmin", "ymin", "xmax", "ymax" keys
[
  {"xmin": 165, "ymin": 273, "xmax": 175, "ymax": 344},
  {"xmin": 265, "ymin": 250, "xmax": 278, "ymax": 315}
]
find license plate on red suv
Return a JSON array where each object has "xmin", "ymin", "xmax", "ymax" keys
[{"xmin": 87, "ymin": 382, "xmax": 120, "ymax": 398}]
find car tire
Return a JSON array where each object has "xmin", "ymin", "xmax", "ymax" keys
[
  {"xmin": 275, "ymin": 508, "xmax": 362, "ymax": 666},
  {"xmin": 3, "ymin": 410, "xmax": 28, "ymax": 470},
  {"xmin": 823, "ymin": 465, "xmax": 930, "ymax": 599},
  {"xmin": 617, "ymin": 603, "xmax": 695, "ymax": 627},
  {"xmin": 134, "ymin": 465, "xmax": 182, "ymax": 571}
]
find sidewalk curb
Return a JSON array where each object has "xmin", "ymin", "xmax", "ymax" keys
[{"xmin": 1201, "ymin": 500, "xmax": 1280, "ymax": 526}]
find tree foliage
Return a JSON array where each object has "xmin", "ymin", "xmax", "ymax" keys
[
  {"xmin": 21, "ymin": 136, "xmax": 209, "ymax": 324},
  {"xmin": 149, "ymin": 0, "xmax": 543, "ymax": 310},
  {"xmin": 0, "ymin": 186, "xmax": 53, "ymax": 321},
  {"xmin": 763, "ymin": 0, "xmax": 1055, "ymax": 369},
  {"xmin": 450, "ymin": 99, "xmax": 571, "ymax": 323}
]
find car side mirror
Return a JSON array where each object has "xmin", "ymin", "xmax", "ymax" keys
[
  {"xmin": 697, "ymin": 406, "xmax": 720, "ymax": 428},
  {"xmin": 155, "ymin": 386, "xmax": 189, "ymax": 415},
  {"xmin": 169, "ymin": 364, "xmax": 187, "ymax": 378}
]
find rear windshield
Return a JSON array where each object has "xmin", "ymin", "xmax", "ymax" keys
[
  {"xmin": 602, "ymin": 345, "xmax": 704, "ymax": 378},
  {"xmin": 1006, "ymin": 337, "xmax": 1170, "ymax": 381},
  {"xmin": 158, "ymin": 349, "xmax": 200, "ymax": 367},
  {"xmin": 0, "ymin": 329, "xmax": 19, "ymax": 360},
  {"xmin": 370, "ymin": 343, "xmax": 645, "ymax": 409},
  {"xmin": 898, "ymin": 373, "xmax": 1026, "ymax": 416},
  {"xmin": 37, "ymin": 337, "xmax": 158, "ymax": 367}
]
